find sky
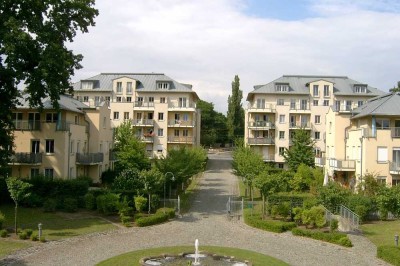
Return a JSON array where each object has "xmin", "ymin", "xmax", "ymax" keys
[{"xmin": 69, "ymin": 0, "xmax": 400, "ymax": 114}]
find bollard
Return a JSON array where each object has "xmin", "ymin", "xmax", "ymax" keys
[
  {"xmin": 38, "ymin": 223, "xmax": 42, "ymax": 240},
  {"xmin": 395, "ymin": 235, "xmax": 399, "ymax": 247}
]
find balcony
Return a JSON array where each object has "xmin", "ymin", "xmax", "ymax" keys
[
  {"xmin": 329, "ymin": 159, "xmax": 355, "ymax": 171},
  {"xmin": 55, "ymin": 121, "xmax": 89, "ymax": 133},
  {"xmin": 9, "ymin": 153, "xmax": 42, "ymax": 165},
  {"xmin": 315, "ymin": 157, "xmax": 326, "ymax": 167},
  {"xmin": 332, "ymin": 104, "xmax": 356, "ymax": 113},
  {"xmin": 247, "ymin": 137, "xmax": 275, "ymax": 145},
  {"xmin": 263, "ymin": 154, "xmax": 275, "ymax": 162},
  {"xmin": 168, "ymin": 120, "xmax": 195, "ymax": 127},
  {"xmin": 392, "ymin": 128, "xmax": 400, "ymax": 138},
  {"xmin": 247, "ymin": 103, "xmax": 276, "ymax": 113},
  {"xmin": 389, "ymin": 161, "xmax": 400, "ymax": 174},
  {"xmin": 248, "ymin": 121, "xmax": 275, "ymax": 129},
  {"xmin": 134, "ymin": 101, "xmax": 155, "ymax": 109},
  {"xmin": 109, "ymin": 150, "xmax": 118, "ymax": 161},
  {"xmin": 76, "ymin": 153, "xmax": 104, "ymax": 165},
  {"xmin": 168, "ymin": 103, "xmax": 196, "ymax": 110},
  {"xmin": 289, "ymin": 122, "xmax": 311, "ymax": 129},
  {"xmin": 132, "ymin": 119, "xmax": 154, "ymax": 126},
  {"xmin": 13, "ymin": 120, "xmax": 41, "ymax": 131},
  {"xmin": 167, "ymin": 136, "xmax": 194, "ymax": 143},
  {"xmin": 289, "ymin": 103, "xmax": 311, "ymax": 112}
]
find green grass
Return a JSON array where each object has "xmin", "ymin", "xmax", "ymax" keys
[
  {"xmin": 0, "ymin": 205, "xmax": 117, "ymax": 241},
  {"xmin": 97, "ymin": 246, "xmax": 288, "ymax": 266},
  {"xmin": 0, "ymin": 240, "xmax": 31, "ymax": 259},
  {"xmin": 361, "ymin": 220, "xmax": 400, "ymax": 247}
]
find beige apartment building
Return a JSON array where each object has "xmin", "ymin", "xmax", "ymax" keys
[
  {"xmin": 325, "ymin": 92, "xmax": 400, "ymax": 187},
  {"xmin": 245, "ymin": 75, "xmax": 384, "ymax": 168},
  {"xmin": 9, "ymin": 95, "xmax": 114, "ymax": 182},
  {"xmin": 72, "ymin": 73, "xmax": 201, "ymax": 158}
]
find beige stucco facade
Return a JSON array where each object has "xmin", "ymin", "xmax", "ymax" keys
[
  {"xmin": 73, "ymin": 73, "xmax": 201, "ymax": 158},
  {"xmin": 9, "ymin": 97, "xmax": 114, "ymax": 182},
  {"xmin": 245, "ymin": 76, "xmax": 382, "ymax": 168}
]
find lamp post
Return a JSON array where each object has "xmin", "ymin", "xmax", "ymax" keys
[{"xmin": 164, "ymin": 172, "xmax": 175, "ymax": 213}]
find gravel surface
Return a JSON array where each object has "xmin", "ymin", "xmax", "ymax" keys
[{"xmin": 0, "ymin": 151, "xmax": 389, "ymax": 266}]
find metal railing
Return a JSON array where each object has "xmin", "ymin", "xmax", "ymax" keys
[
  {"xmin": 391, "ymin": 127, "xmax": 400, "ymax": 138},
  {"xmin": 314, "ymin": 157, "xmax": 326, "ymax": 166},
  {"xmin": 329, "ymin": 159, "xmax": 355, "ymax": 170},
  {"xmin": 168, "ymin": 120, "xmax": 195, "ymax": 127},
  {"xmin": 109, "ymin": 150, "xmax": 118, "ymax": 161},
  {"xmin": 13, "ymin": 120, "xmax": 41, "ymax": 131},
  {"xmin": 248, "ymin": 121, "xmax": 275, "ymax": 128},
  {"xmin": 289, "ymin": 103, "xmax": 310, "ymax": 111},
  {"xmin": 9, "ymin": 153, "xmax": 42, "ymax": 164},
  {"xmin": 134, "ymin": 101, "xmax": 155, "ymax": 108},
  {"xmin": 167, "ymin": 136, "xmax": 194, "ymax": 143},
  {"xmin": 247, "ymin": 138, "xmax": 275, "ymax": 145},
  {"xmin": 263, "ymin": 154, "xmax": 275, "ymax": 161},
  {"xmin": 132, "ymin": 119, "xmax": 154, "ymax": 126},
  {"xmin": 340, "ymin": 205, "xmax": 359, "ymax": 231},
  {"xmin": 289, "ymin": 122, "xmax": 311, "ymax": 129},
  {"xmin": 389, "ymin": 161, "xmax": 400, "ymax": 173},
  {"xmin": 247, "ymin": 103, "xmax": 276, "ymax": 112},
  {"xmin": 168, "ymin": 103, "xmax": 196, "ymax": 109},
  {"xmin": 76, "ymin": 153, "xmax": 104, "ymax": 164}
]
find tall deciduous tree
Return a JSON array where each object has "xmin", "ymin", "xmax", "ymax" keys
[
  {"xmin": 6, "ymin": 177, "xmax": 32, "ymax": 234},
  {"xmin": 0, "ymin": 0, "xmax": 98, "ymax": 170},
  {"xmin": 389, "ymin": 81, "xmax": 400, "ymax": 92},
  {"xmin": 283, "ymin": 129, "xmax": 315, "ymax": 171},
  {"xmin": 197, "ymin": 99, "xmax": 228, "ymax": 146},
  {"xmin": 227, "ymin": 75, "xmax": 244, "ymax": 142}
]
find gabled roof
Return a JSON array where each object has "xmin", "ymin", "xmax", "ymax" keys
[
  {"xmin": 16, "ymin": 95, "xmax": 89, "ymax": 114},
  {"xmin": 352, "ymin": 92, "xmax": 400, "ymax": 119},
  {"xmin": 72, "ymin": 73, "xmax": 198, "ymax": 98},
  {"xmin": 247, "ymin": 75, "xmax": 384, "ymax": 101}
]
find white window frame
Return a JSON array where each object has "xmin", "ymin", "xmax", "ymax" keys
[{"xmin": 377, "ymin": 146, "xmax": 388, "ymax": 163}]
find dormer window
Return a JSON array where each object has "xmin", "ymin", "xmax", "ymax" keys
[
  {"xmin": 116, "ymin": 82, "xmax": 122, "ymax": 94},
  {"xmin": 354, "ymin": 85, "xmax": 367, "ymax": 93},
  {"xmin": 81, "ymin": 81, "xmax": 93, "ymax": 90},
  {"xmin": 275, "ymin": 83, "xmax": 289, "ymax": 92},
  {"xmin": 157, "ymin": 82, "xmax": 169, "ymax": 89}
]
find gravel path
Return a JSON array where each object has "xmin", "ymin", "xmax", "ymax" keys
[{"xmin": 0, "ymin": 151, "xmax": 388, "ymax": 266}]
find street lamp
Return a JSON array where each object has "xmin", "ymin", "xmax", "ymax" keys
[{"xmin": 164, "ymin": 172, "xmax": 175, "ymax": 213}]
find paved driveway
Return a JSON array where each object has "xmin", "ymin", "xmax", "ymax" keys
[{"xmin": 1, "ymin": 151, "xmax": 388, "ymax": 265}]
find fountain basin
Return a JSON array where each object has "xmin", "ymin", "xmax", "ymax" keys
[{"xmin": 141, "ymin": 253, "xmax": 251, "ymax": 266}]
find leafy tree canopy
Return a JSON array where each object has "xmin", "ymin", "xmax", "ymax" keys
[
  {"xmin": 197, "ymin": 99, "xmax": 228, "ymax": 146},
  {"xmin": 227, "ymin": 75, "xmax": 244, "ymax": 142},
  {"xmin": 389, "ymin": 81, "xmax": 400, "ymax": 92},
  {"xmin": 283, "ymin": 129, "xmax": 315, "ymax": 171}
]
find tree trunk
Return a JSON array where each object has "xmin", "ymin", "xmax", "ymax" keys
[
  {"xmin": 14, "ymin": 203, "xmax": 18, "ymax": 235},
  {"xmin": 148, "ymin": 194, "xmax": 151, "ymax": 214},
  {"xmin": 262, "ymin": 194, "xmax": 265, "ymax": 219}
]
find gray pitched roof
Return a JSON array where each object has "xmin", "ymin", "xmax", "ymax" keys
[
  {"xmin": 247, "ymin": 75, "xmax": 384, "ymax": 101},
  {"xmin": 17, "ymin": 95, "xmax": 89, "ymax": 114},
  {"xmin": 352, "ymin": 92, "xmax": 400, "ymax": 119},
  {"xmin": 72, "ymin": 73, "xmax": 198, "ymax": 97}
]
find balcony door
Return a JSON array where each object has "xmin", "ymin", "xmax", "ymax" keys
[
  {"xmin": 28, "ymin": 113, "xmax": 40, "ymax": 129},
  {"xmin": 179, "ymin": 97, "xmax": 187, "ymax": 107},
  {"xmin": 31, "ymin": 140, "xmax": 40, "ymax": 154},
  {"xmin": 394, "ymin": 148, "xmax": 400, "ymax": 167}
]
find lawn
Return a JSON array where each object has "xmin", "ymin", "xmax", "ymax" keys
[
  {"xmin": 361, "ymin": 220, "xmax": 400, "ymax": 247},
  {"xmin": 0, "ymin": 240, "xmax": 31, "ymax": 259},
  {"xmin": 0, "ymin": 205, "xmax": 117, "ymax": 241},
  {"xmin": 97, "ymin": 246, "xmax": 288, "ymax": 266}
]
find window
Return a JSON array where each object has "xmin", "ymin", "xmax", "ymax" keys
[
  {"xmin": 113, "ymin": 112, "xmax": 119, "ymax": 120},
  {"xmin": 69, "ymin": 167, "xmax": 74, "ymax": 179},
  {"xmin": 126, "ymin": 97, "xmax": 132, "ymax": 102},
  {"xmin": 377, "ymin": 147, "xmax": 388, "ymax": 163},
  {"xmin": 377, "ymin": 176, "xmax": 386, "ymax": 185},
  {"xmin": 279, "ymin": 115, "xmax": 285, "ymax": 123},
  {"xmin": 323, "ymin": 100, "xmax": 329, "ymax": 106},
  {"xmin": 393, "ymin": 178, "xmax": 400, "ymax": 186},
  {"xmin": 149, "ymin": 97, "xmax": 154, "ymax": 103},
  {"xmin": 95, "ymin": 96, "xmax": 101, "ymax": 106},
  {"xmin": 44, "ymin": 168, "xmax": 54, "ymax": 179},
  {"xmin": 46, "ymin": 113, "xmax": 58, "ymax": 123},
  {"xmin": 160, "ymin": 97, "xmax": 166, "ymax": 103},
  {"xmin": 357, "ymin": 100, "xmax": 363, "ymax": 107},
  {"xmin": 256, "ymin": 99, "xmax": 265, "ymax": 109},
  {"xmin": 313, "ymin": 85, "xmax": 319, "ymax": 97},
  {"xmin": 174, "ymin": 130, "xmax": 179, "ymax": 137},
  {"xmin": 276, "ymin": 84, "xmax": 289, "ymax": 92},
  {"xmin": 116, "ymin": 97, "xmax": 122, "ymax": 102},
  {"xmin": 323, "ymin": 85, "xmax": 330, "ymax": 97},
  {"xmin": 301, "ymin": 99, "xmax": 308, "ymax": 110},
  {"xmin": 314, "ymin": 131, "xmax": 321, "ymax": 140},
  {"xmin": 315, "ymin": 115, "xmax": 321, "ymax": 124},
  {"xmin": 183, "ymin": 129, "xmax": 189, "ymax": 137},
  {"xmin": 12, "ymin": 112, "xmax": 23, "ymax": 129},
  {"xmin": 179, "ymin": 97, "xmax": 187, "ymax": 107},
  {"xmin": 157, "ymin": 128, "xmax": 164, "ymax": 136},
  {"xmin": 45, "ymin": 139, "xmax": 54, "ymax": 153},
  {"xmin": 278, "ymin": 163, "xmax": 284, "ymax": 169},
  {"xmin": 279, "ymin": 147, "xmax": 285, "ymax": 156},
  {"xmin": 313, "ymin": 100, "xmax": 319, "ymax": 106},
  {"xmin": 314, "ymin": 148, "xmax": 321, "ymax": 157},
  {"xmin": 376, "ymin": 119, "xmax": 390, "ymax": 129},
  {"xmin": 158, "ymin": 82, "xmax": 169, "ymax": 89},
  {"xmin": 77, "ymin": 142, "xmax": 80, "ymax": 153},
  {"xmin": 31, "ymin": 140, "xmax": 40, "ymax": 153},
  {"xmin": 147, "ymin": 113, "xmax": 153, "ymax": 120},
  {"xmin": 124, "ymin": 112, "xmax": 130, "ymax": 120},
  {"xmin": 30, "ymin": 168, "xmax": 40, "ymax": 178},
  {"xmin": 157, "ymin": 144, "xmax": 163, "ymax": 153},
  {"xmin": 82, "ymin": 82, "xmax": 93, "ymax": 90},
  {"xmin": 105, "ymin": 96, "xmax": 110, "ymax": 102},
  {"xmin": 279, "ymin": 131, "xmax": 285, "ymax": 139},
  {"xmin": 354, "ymin": 85, "xmax": 367, "ymax": 93},
  {"xmin": 70, "ymin": 140, "xmax": 74, "ymax": 154},
  {"xmin": 290, "ymin": 99, "xmax": 296, "ymax": 109},
  {"xmin": 183, "ymin": 113, "xmax": 189, "ymax": 121},
  {"xmin": 277, "ymin": 99, "xmax": 284, "ymax": 106},
  {"xmin": 116, "ymin": 82, "xmax": 122, "ymax": 94},
  {"xmin": 126, "ymin": 82, "xmax": 132, "ymax": 94},
  {"xmin": 345, "ymin": 100, "xmax": 352, "ymax": 111},
  {"xmin": 83, "ymin": 96, "xmax": 89, "ymax": 102},
  {"xmin": 158, "ymin": 112, "xmax": 164, "ymax": 121}
]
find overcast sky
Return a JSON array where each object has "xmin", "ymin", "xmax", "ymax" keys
[{"xmin": 69, "ymin": 0, "xmax": 400, "ymax": 114}]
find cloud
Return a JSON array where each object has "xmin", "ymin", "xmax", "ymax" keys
[{"xmin": 69, "ymin": 0, "xmax": 400, "ymax": 113}]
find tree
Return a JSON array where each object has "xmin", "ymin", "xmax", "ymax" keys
[
  {"xmin": 114, "ymin": 121, "xmax": 151, "ymax": 172},
  {"xmin": 6, "ymin": 177, "xmax": 32, "ymax": 234},
  {"xmin": 283, "ymin": 129, "xmax": 315, "ymax": 171},
  {"xmin": 389, "ymin": 81, "xmax": 400, "ymax": 92},
  {"xmin": 0, "ymin": 1, "xmax": 98, "ymax": 170},
  {"xmin": 139, "ymin": 167, "xmax": 163, "ymax": 213},
  {"xmin": 227, "ymin": 75, "xmax": 244, "ymax": 142}
]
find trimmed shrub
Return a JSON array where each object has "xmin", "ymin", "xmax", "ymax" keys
[
  {"xmin": 377, "ymin": 246, "xmax": 400, "ymax": 266},
  {"xmin": 135, "ymin": 212, "xmax": 169, "ymax": 227},
  {"xmin": 64, "ymin": 198, "xmax": 78, "ymax": 212},
  {"xmin": 19, "ymin": 231, "xmax": 28, "ymax": 240},
  {"xmin": 292, "ymin": 207, "xmax": 303, "ymax": 225},
  {"xmin": 244, "ymin": 209, "xmax": 296, "ymax": 233},
  {"xmin": 24, "ymin": 229, "xmax": 33, "ymax": 237},
  {"xmin": 0, "ymin": 229, "xmax": 8, "ymax": 238},
  {"xmin": 120, "ymin": 215, "xmax": 132, "ymax": 226},
  {"xmin": 30, "ymin": 232, "xmax": 39, "ymax": 241},
  {"xmin": 330, "ymin": 218, "xmax": 339, "ymax": 232},
  {"xmin": 40, "ymin": 237, "xmax": 46, "ymax": 243},
  {"xmin": 84, "ymin": 192, "xmax": 96, "ymax": 210},
  {"xmin": 134, "ymin": 195, "xmax": 147, "ymax": 213},
  {"xmin": 150, "ymin": 194, "xmax": 160, "ymax": 212},
  {"xmin": 156, "ymin": 208, "xmax": 175, "ymax": 219},
  {"xmin": 97, "ymin": 193, "xmax": 119, "ymax": 215},
  {"xmin": 268, "ymin": 192, "xmax": 314, "ymax": 207},
  {"xmin": 0, "ymin": 211, "xmax": 4, "ymax": 229},
  {"xmin": 292, "ymin": 228, "xmax": 352, "ymax": 247},
  {"xmin": 21, "ymin": 193, "xmax": 43, "ymax": 207},
  {"xmin": 301, "ymin": 205, "xmax": 326, "ymax": 228},
  {"xmin": 355, "ymin": 205, "xmax": 368, "ymax": 222},
  {"xmin": 43, "ymin": 198, "xmax": 57, "ymax": 212}
]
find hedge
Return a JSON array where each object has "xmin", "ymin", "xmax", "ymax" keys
[
  {"xmin": 377, "ymin": 246, "xmax": 400, "ymax": 266},
  {"xmin": 244, "ymin": 211, "xmax": 296, "ymax": 233},
  {"xmin": 268, "ymin": 192, "xmax": 314, "ymax": 207},
  {"xmin": 292, "ymin": 228, "xmax": 352, "ymax": 247},
  {"xmin": 156, "ymin": 208, "xmax": 176, "ymax": 219},
  {"xmin": 135, "ymin": 212, "xmax": 170, "ymax": 227}
]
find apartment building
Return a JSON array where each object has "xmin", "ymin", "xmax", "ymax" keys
[
  {"xmin": 72, "ymin": 73, "xmax": 201, "ymax": 158},
  {"xmin": 9, "ymin": 95, "xmax": 114, "ymax": 182},
  {"xmin": 245, "ymin": 75, "xmax": 384, "ymax": 168},
  {"xmin": 325, "ymin": 92, "xmax": 400, "ymax": 187}
]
